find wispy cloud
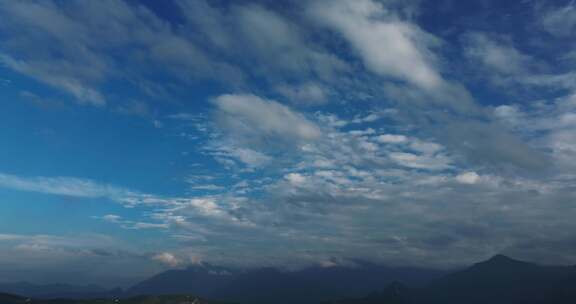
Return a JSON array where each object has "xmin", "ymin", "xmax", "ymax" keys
[{"xmin": 0, "ymin": 172, "xmax": 138, "ymax": 200}]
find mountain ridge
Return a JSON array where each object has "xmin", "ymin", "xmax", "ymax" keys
[
  {"xmin": 127, "ymin": 262, "xmax": 445, "ymax": 303},
  {"xmin": 2, "ymin": 255, "xmax": 575, "ymax": 304},
  {"xmin": 331, "ymin": 254, "xmax": 576, "ymax": 304}
]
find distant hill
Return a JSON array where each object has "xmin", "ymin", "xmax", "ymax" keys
[
  {"xmin": 6, "ymin": 255, "xmax": 575, "ymax": 304},
  {"xmin": 0, "ymin": 293, "xmax": 232, "ymax": 304},
  {"xmin": 0, "ymin": 282, "xmax": 117, "ymax": 299},
  {"xmin": 128, "ymin": 263, "xmax": 236, "ymax": 298},
  {"xmin": 0, "ymin": 293, "xmax": 31, "ymax": 304},
  {"xmin": 326, "ymin": 281, "xmax": 414, "ymax": 304},
  {"xmin": 128, "ymin": 262, "xmax": 444, "ymax": 304},
  {"xmin": 329, "ymin": 255, "xmax": 576, "ymax": 304}
]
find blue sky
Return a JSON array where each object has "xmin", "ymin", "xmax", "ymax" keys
[{"xmin": 1, "ymin": 0, "xmax": 576, "ymax": 287}]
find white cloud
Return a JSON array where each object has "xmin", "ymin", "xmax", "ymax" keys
[
  {"xmin": 409, "ymin": 140, "xmax": 442, "ymax": 154},
  {"xmin": 351, "ymin": 113, "xmax": 384, "ymax": 124},
  {"xmin": 309, "ymin": 0, "xmax": 443, "ymax": 91},
  {"xmin": 230, "ymin": 148, "xmax": 272, "ymax": 168},
  {"xmin": 285, "ymin": 173, "xmax": 307, "ymax": 184},
  {"xmin": 4, "ymin": 0, "xmax": 576, "ymax": 270},
  {"xmin": 96, "ymin": 214, "xmax": 168, "ymax": 230},
  {"xmin": 102, "ymin": 214, "xmax": 122, "ymax": 223},
  {"xmin": 190, "ymin": 184, "xmax": 225, "ymax": 191},
  {"xmin": 0, "ymin": 234, "xmax": 25, "ymax": 241},
  {"xmin": 463, "ymin": 32, "xmax": 531, "ymax": 76},
  {"xmin": 462, "ymin": 32, "xmax": 576, "ymax": 92},
  {"xmin": 0, "ymin": 172, "xmax": 137, "ymax": 201},
  {"xmin": 0, "ymin": 54, "xmax": 106, "ymax": 106},
  {"xmin": 213, "ymin": 94, "xmax": 321, "ymax": 145},
  {"xmin": 151, "ymin": 252, "xmax": 181, "ymax": 268},
  {"xmin": 494, "ymin": 105, "xmax": 524, "ymax": 125},
  {"xmin": 389, "ymin": 152, "xmax": 451, "ymax": 170},
  {"xmin": 376, "ymin": 134, "xmax": 408, "ymax": 143},
  {"xmin": 0, "ymin": 0, "xmax": 243, "ymax": 106},
  {"xmin": 209, "ymin": 145, "xmax": 272, "ymax": 168},
  {"xmin": 232, "ymin": 4, "xmax": 347, "ymax": 80},
  {"xmin": 541, "ymin": 4, "xmax": 576, "ymax": 37},
  {"xmin": 277, "ymin": 82, "xmax": 328, "ymax": 105},
  {"xmin": 455, "ymin": 172, "xmax": 481, "ymax": 184},
  {"xmin": 0, "ymin": 172, "xmax": 247, "ymax": 232}
]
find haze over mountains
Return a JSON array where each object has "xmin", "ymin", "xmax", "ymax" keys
[
  {"xmin": 128, "ymin": 262, "xmax": 443, "ymax": 304},
  {"xmin": 2, "ymin": 255, "xmax": 576, "ymax": 304}
]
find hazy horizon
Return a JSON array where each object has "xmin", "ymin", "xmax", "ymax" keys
[{"xmin": 1, "ymin": 0, "xmax": 576, "ymax": 288}]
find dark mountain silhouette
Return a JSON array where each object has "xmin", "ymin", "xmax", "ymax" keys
[
  {"xmin": 0, "ymin": 293, "xmax": 30, "ymax": 304},
  {"xmin": 215, "ymin": 267, "xmax": 315, "ymax": 304},
  {"xmin": 329, "ymin": 255, "xmax": 576, "ymax": 304},
  {"xmin": 5, "ymin": 255, "xmax": 575, "ymax": 304},
  {"xmin": 128, "ymin": 263, "xmax": 237, "ymax": 298},
  {"xmin": 421, "ymin": 254, "xmax": 576, "ymax": 304},
  {"xmin": 0, "ymin": 293, "xmax": 232, "ymax": 304},
  {"xmin": 128, "ymin": 262, "xmax": 444, "ymax": 304},
  {"xmin": 0, "ymin": 281, "xmax": 117, "ymax": 299},
  {"xmin": 328, "ymin": 282, "xmax": 414, "ymax": 304}
]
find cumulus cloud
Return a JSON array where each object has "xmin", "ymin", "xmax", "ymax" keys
[
  {"xmin": 307, "ymin": 0, "xmax": 479, "ymax": 114},
  {"xmin": 285, "ymin": 173, "xmax": 307, "ymax": 185},
  {"xmin": 455, "ymin": 172, "xmax": 481, "ymax": 184},
  {"xmin": 309, "ymin": 0, "xmax": 443, "ymax": 90},
  {"xmin": 152, "ymin": 252, "xmax": 182, "ymax": 268}
]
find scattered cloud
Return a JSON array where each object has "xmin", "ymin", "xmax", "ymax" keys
[
  {"xmin": 0, "ymin": 172, "xmax": 138, "ymax": 201},
  {"xmin": 213, "ymin": 94, "xmax": 321, "ymax": 146},
  {"xmin": 151, "ymin": 252, "xmax": 182, "ymax": 268},
  {"xmin": 276, "ymin": 82, "xmax": 329, "ymax": 106},
  {"xmin": 309, "ymin": 0, "xmax": 443, "ymax": 91},
  {"xmin": 455, "ymin": 172, "xmax": 480, "ymax": 184},
  {"xmin": 540, "ymin": 3, "xmax": 576, "ymax": 37},
  {"xmin": 2, "ymin": 0, "xmax": 576, "ymax": 274},
  {"xmin": 463, "ymin": 32, "xmax": 531, "ymax": 77}
]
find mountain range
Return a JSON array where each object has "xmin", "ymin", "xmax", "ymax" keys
[
  {"xmin": 1, "ymin": 255, "xmax": 575, "ymax": 304},
  {"xmin": 0, "ymin": 293, "xmax": 231, "ymax": 304},
  {"xmin": 0, "ymin": 282, "xmax": 119, "ymax": 299},
  {"xmin": 330, "ymin": 255, "xmax": 576, "ymax": 304},
  {"xmin": 127, "ymin": 262, "xmax": 444, "ymax": 304}
]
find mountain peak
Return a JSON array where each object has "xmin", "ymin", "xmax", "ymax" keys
[
  {"xmin": 487, "ymin": 254, "xmax": 515, "ymax": 263},
  {"xmin": 470, "ymin": 254, "xmax": 536, "ymax": 272}
]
